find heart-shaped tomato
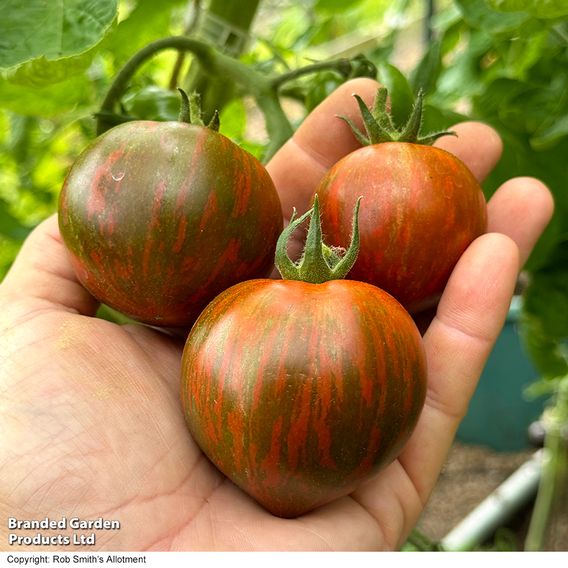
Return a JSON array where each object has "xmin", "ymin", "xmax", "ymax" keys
[{"xmin": 181, "ymin": 198, "xmax": 427, "ymax": 517}]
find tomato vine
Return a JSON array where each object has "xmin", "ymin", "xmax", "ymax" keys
[{"xmin": 96, "ymin": 35, "xmax": 375, "ymax": 161}]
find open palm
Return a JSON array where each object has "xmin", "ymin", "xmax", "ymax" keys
[{"xmin": 0, "ymin": 79, "xmax": 553, "ymax": 551}]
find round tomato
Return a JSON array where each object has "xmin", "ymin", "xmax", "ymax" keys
[
  {"xmin": 316, "ymin": 88, "xmax": 487, "ymax": 312},
  {"xmin": 59, "ymin": 94, "xmax": 282, "ymax": 326},
  {"xmin": 180, "ymin": 198, "xmax": 427, "ymax": 517}
]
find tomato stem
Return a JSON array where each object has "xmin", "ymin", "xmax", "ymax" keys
[
  {"xmin": 275, "ymin": 195, "xmax": 361, "ymax": 283},
  {"xmin": 339, "ymin": 87, "xmax": 456, "ymax": 146},
  {"xmin": 188, "ymin": 91, "xmax": 204, "ymax": 125},
  {"xmin": 96, "ymin": 36, "xmax": 377, "ymax": 161},
  {"xmin": 177, "ymin": 88, "xmax": 191, "ymax": 123},
  {"xmin": 271, "ymin": 59, "xmax": 352, "ymax": 90},
  {"xmin": 96, "ymin": 36, "xmax": 293, "ymax": 161},
  {"xmin": 177, "ymin": 89, "xmax": 220, "ymax": 131}
]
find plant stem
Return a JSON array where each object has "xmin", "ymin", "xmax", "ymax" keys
[
  {"xmin": 96, "ymin": 35, "xmax": 292, "ymax": 160},
  {"xmin": 424, "ymin": 0, "xmax": 435, "ymax": 44},
  {"xmin": 256, "ymin": 93, "xmax": 294, "ymax": 161},
  {"xmin": 97, "ymin": 34, "xmax": 376, "ymax": 161},
  {"xmin": 525, "ymin": 375, "xmax": 568, "ymax": 551},
  {"xmin": 404, "ymin": 529, "xmax": 442, "ymax": 551},
  {"xmin": 271, "ymin": 59, "xmax": 352, "ymax": 90},
  {"xmin": 275, "ymin": 195, "xmax": 361, "ymax": 283},
  {"xmin": 182, "ymin": 0, "xmax": 262, "ymax": 120},
  {"xmin": 551, "ymin": 24, "xmax": 568, "ymax": 45},
  {"xmin": 98, "ymin": 36, "xmax": 214, "ymax": 134},
  {"xmin": 168, "ymin": 0, "xmax": 203, "ymax": 89}
]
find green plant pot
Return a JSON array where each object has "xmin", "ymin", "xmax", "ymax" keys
[{"xmin": 456, "ymin": 296, "xmax": 547, "ymax": 452}]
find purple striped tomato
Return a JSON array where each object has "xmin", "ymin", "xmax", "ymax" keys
[
  {"xmin": 181, "ymin": 197, "xmax": 427, "ymax": 517},
  {"xmin": 316, "ymin": 88, "xmax": 487, "ymax": 312},
  {"xmin": 59, "ymin": 92, "xmax": 282, "ymax": 326}
]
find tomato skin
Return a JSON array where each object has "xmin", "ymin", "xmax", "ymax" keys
[
  {"xmin": 58, "ymin": 121, "xmax": 282, "ymax": 326},
  {"xmin": 316, "ymin": 142, "xmax": 487, "ymax": 312},
  {"xmin": 181, "ymin": 278, "xmax": 427, "ymax": 518}
]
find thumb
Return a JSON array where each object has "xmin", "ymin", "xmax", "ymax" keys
[{"xmin": 1, "ymin": 214, "xmax": 99, "ymax": 316}]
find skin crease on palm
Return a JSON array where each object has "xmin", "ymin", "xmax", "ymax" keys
[{"xmin": 0, "ymin": 78, "xmax": 554, "ymax": 551}]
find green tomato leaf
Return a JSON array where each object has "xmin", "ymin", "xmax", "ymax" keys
[
  {"xmin": 0, "ymin": 0, "xmax": 118, "ymax": 67},
  {"xmin": 314, "ymin": 0, "xmax": 364, "ymax": 14},
  {"xmin": 487, "ymin": 0, "xmax": 568, "ymax": 18},
  {"xmin": 410, "ymin": 40, "xmax": 442, "ymax": 96},
  {"xmin": 476, "ymin": 120, "xmax": 567, "ymax": 273},
  {"xmin": 4, "ymin": 54, "xmax": 94, "ymax": 88},
  {"xmin": 502, "ymin": 31, "xmax": 549, "ymax": 81},
  {"xmin": 218, "ymin": 99, "xmax": 248, "ymax": 143},
  {"xmin": 532, "ymin": 114, "xmax": 568, "ymax": 150},
  {"xmin": 122, "ymin": 86, "xmax": 180, "ymax": 122},
  {"xmin": 455, "ymin": 0, "xmax": 531, "ymax": 34},
  {"xmin": 478, "ymin": 69, "xmax": 568, "ymax": 140},
  {"xmin": 305, "ymin": 70, "xmax": 344, "ymax": 112},
  {"xmin": 377, "ymin": 63, "xmax": 414, "ymax": 129},
  {"xmin": 102, "ymin": 0, "xmax": 186, "ymax": 66},
  {"xmin": 420, "ymin": 104, "xmax": 467, "ymax": 134},
  {"xmin": 0, "ymin": 204, "xmax": 30, "ymax": 240},
  {"xmin": 0, "ymin": 76, "xmax": 91, "ymax": 116},
  {"xmin": 436, "ymin": 29, "xmax": 492, "ymax": 102},
  {"xmin": 521, "ymin": 238, "xmax": 568, "ymax": 379},
  {"xmin": 0, "ymin": 0, "xmax": 117, "ymax": 86},
  {"xmin": 473, "ymin": 78, "xmax": 549, "ymax": 135},
  {"xmin": 439, "ymin": 18, "xmax": 465, "ymax": 58}
]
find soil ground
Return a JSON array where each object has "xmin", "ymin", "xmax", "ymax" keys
[{"xmin": 415, "ymin": 441, "xmax": 568, "ymax": 551}]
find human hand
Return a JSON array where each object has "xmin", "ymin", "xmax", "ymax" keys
[{"xmin": 0, "ymin": 78, "xmax": 553, "ymax": 551}]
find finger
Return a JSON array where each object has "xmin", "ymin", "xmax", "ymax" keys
[
  {"xmin": 354, "ymin": 233, "xmax": 519, "ymax": 540},
  {"xmin": 411, "ymin": 177, "xmax": 553, "ymax": 332},
  {"xmin": 487, "ymin": 176, "xmax": 554, "ymax": 266},
  {"xmin": 266, "ymin": 77, "xmax": 380, "ymax": 220},
  {"xmin": 0, "ymin": 214, "xmax": 99, "ymax": 316},
  {"xmin": 435, "ymin": 121, "xmax": 503, "ymax": 182},
  {"xmin": 352, "ymin": 233, "xmax": 520, "ymax": 543},
  {"xmin": 402, "ymin": 233, "xmax": 520, "ymax": 501}
]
